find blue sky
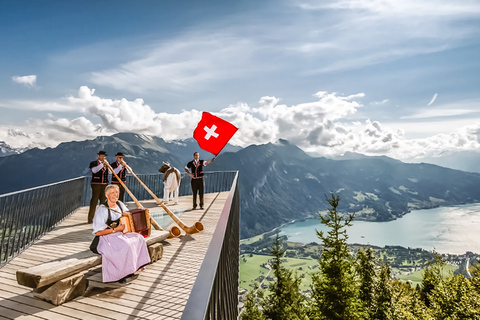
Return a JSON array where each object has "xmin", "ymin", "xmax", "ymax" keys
[{"xmin": 1, "ymin": 0, "xmax": 480, "ymax": 159}]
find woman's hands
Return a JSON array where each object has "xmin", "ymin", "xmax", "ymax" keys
[
  {"xmin": 95, "ymin": 221, "xmax": 126, "ymax": 236},
  {"xmin": 116, "ymin": 222, "xmax": 126, "ymax": 232}
]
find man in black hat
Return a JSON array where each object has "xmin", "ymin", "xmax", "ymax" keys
[
  {"xmin": 88, "ymin": 150, "xmax": 109, "ymax": 224},
  {"xmin": 110, "ymin": 152, "xmax": 128, "ymax": 202}
]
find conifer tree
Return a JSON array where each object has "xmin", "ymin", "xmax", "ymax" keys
[
  {"xmin": 429, "ymin": 274, "xmax": 480, "ymax": 319},
  {"xmin": 262, "ymin": 234, "xmax": 308, "ymax": 320},
  {"xmin": 420, "ymin": 252, "xmax": 445, "ymax": 308},
  {"xmin": 310, "ymin": 194, "xmax": 364, "ymax": 320},
  {"xmin": 373, "ymin": 262, "xmax": 393, "ymax": 319},
  {"xmin": 357, "ymin": 247, "xmax": 376, "ymax": 318},
  {"xmin": 241, "ymin": 289, "xmax": 265, "ymax": 320},
  {"xmin": 470, "ymin": 262, "xmax": 480, "ymax": 294},
  {"xmin": 390, "ymin": 280, "xmax": 433, "ymax": 320}
]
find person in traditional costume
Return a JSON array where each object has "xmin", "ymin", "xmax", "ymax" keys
[
  {"xmin": 88, "ymin": 150, "xmax": 109, "ymax": 224},
  {"xmin": 92, "ymin": 184, "xmax": 150, "ymax": 283},
  {"xmin": 185, "ymin": 152, "xmax": 214, "ymax": 210},
  {"xmin": 110, "ymin": 152, "xmax": 128, "ymax": 202}
]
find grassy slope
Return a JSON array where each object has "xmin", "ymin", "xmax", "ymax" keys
[{"xmin": 239, "ymin": 253, "xmax": 319, "ymax": 291}]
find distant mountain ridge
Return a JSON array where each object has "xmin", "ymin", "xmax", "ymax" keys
[
  {"xmin": 1, "ymin": 133, "xmax": 480, "ymax": 240},
  {"xmin": 211, "ymin": 140, "xmax": 480, "ymax": 238},
  {"xmin": 0, "ymin": 141, "xmax": 23, "ymax": 157},
  {"xmin": 0, "ymin": 133, "xmax": 239, "ymax": 194}
]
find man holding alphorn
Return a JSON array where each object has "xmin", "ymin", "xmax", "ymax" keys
[
  {"xmin": 88, "ymin": 150, "xmax": 109, "ymax": 224},
  {"xmin": 110, "ymin": 152, "xmax": 128, "ymax": 202}
]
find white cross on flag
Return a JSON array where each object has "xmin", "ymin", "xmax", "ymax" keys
[{"xmin": 193, "ymin": 112, "xmax": 238, "ymax": 156}]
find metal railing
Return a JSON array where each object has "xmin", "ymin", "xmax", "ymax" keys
[
  {"xmin": 1, "ymin": 171, "xmax": 238, "ymax": 268},
  {"xmin": 181, "ymin": 171, "xmax": 240, "ymax": 320},
  {"xmin": 81, "ymin": 171, "xmax": 238, "ymax": 205},
  {"xmin": 0, "ymin": 177, "xmax": 85, "ymax": 267}
]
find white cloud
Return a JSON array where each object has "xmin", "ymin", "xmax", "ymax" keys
[
  {"xmin": 90, "ymin": 34, "xmax": 256, "ymax": 95},
  {"xmin": 371, "ymin": 99, "xmax": 389, "ymax": 105},
  {"xmin": 12, "ymin": 75, "xmax": 37, "ymax": 88},
  {"xmin": 402, "ymin": 108, "xmax": 475, "ymax": 120},
  {"xmin": 427, "ymin": 93, "xmax": 438, "ymax": 106},
  {"xmin": 401, "ymin": 98, "xmax": 480, "ymax": 120},
  {"xmin": 2, "ymin": 86, "xmax": 480, "ymax": 162},
  {"xmin": 294, "ymin": 0, "xmax": 480, "ymax": 73}
]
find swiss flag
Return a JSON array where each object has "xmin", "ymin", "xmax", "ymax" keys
[{"xmin": 193, "ymin": 112, "xmax": 238, "ymax": 156}]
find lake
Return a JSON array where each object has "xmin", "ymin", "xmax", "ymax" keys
[{"xmin": 278, "ymin": 203, "xmax": 480, "ymax": 254}]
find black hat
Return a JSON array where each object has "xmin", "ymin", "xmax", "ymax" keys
[
  {"xmin": 115, "ymin": 152, "xmax": 125, "ymax": 157},
  {"xmin": 97, "ymin": 150, "xmax": 107, "ymax": 156}
]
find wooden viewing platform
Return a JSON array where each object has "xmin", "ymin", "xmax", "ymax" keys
[{"xmin": 0, "ymin": 192, "xmax": 230, "ymax": 320}]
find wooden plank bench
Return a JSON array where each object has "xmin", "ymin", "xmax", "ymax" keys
[{"xmin": 16, "ymin": 230, "xmax": 169, "ymax": 305}]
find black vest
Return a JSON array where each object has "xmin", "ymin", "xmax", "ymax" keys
[
  {"xmin": 89, "ymin": 160, "xmax": 109, "ymax": 184},
  {"xmin": 110, "ymin": 161, "xmax": 126, "ymax": 183},
  {"xmin": 105, "ymin": 201, "xmax": 123, "ymax": 228},
  {"xmin": 187, "ymin": 160, "xmax": 205, "ymax": 179}
]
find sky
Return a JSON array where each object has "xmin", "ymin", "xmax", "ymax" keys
[{"xmin": 1, "ymin": 0, "xmax": 480, "ymax": 160}]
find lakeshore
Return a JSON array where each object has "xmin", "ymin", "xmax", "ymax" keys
[{"xmin": 274, "ymin": 203, "xmax": 480, "ymax": 255}]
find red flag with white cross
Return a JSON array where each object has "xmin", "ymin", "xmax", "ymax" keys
[{"xmin": 193, "ymin": 112, "xmax": 238, "ymax": 156}]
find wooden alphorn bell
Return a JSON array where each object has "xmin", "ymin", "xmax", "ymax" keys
[
  {"xmin": 103, "ymin": 161, "xmax": 181, "ymax": 238},
  {"xmin": 124, "ymin": 164, "xmax": 204, "ymax": 235}
]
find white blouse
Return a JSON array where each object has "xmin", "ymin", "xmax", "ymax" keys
[{"xmin": 92, "ymin": 202, "xmax": 129, "ymax": 235}]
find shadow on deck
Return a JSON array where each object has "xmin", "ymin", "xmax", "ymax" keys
[{"xmin": 0, "ymin": 192, "xmax": 229, "ymax": 320}]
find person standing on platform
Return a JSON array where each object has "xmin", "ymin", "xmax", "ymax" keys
[
  {"xmin": 88, "ymin": 150, "xmax": 109, "ymax": 224},
  {"xmin": 185, "ymin": 152, "xmax": 214, "ymax": 210},
  {"xmin": 110, "ymin": 152, "xmax": 128, "ymax": 202}
]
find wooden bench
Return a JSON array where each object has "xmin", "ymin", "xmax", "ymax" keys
[{"xmin": 16, "ymin": 230, "xmax": 169, "ymax": 305}]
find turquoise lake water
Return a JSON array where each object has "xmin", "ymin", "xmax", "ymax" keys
[{"xmin": 278, "ymin": 203, "xmax": 480, "ymax": 254}]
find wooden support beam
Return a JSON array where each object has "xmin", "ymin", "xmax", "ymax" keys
[
  {"xmin": 148, "ymin": 242, "xmax": 164, "ymax": 263},
  {"xmin": 33, "ymin": 271, "xmax": 88, "ymax": 306}
]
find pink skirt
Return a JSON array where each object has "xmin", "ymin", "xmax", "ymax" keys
[{"xmin": 98, "ymin": 232, "xmax": 150, "ymax": 282}]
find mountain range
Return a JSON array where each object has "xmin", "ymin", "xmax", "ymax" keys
[
  {"xmin": 0, "ymin": 141, "xmax": 23, "ymax": 157},
  {"xmin": 1, "ymin": 133, "xmax": 480, "ymax": 239},
  {"xmin": 0, "ymin": 133, "xmax": 240, "ymax": 195}
]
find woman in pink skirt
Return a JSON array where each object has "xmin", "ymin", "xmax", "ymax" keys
[{"xmin": 92, "ymin": 184, "xmax": 150, "ymax": 283}]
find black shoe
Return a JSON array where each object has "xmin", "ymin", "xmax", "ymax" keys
[
  {"xmin": 200, "ymin": 207, "xmax": 204, "ymax": 210},
  {"xmin": 192, "ymin": 206, "xmax": 197, "ymax": 210},
  {"xmin": 118, "ymin": 274, "xmax": 137, "ymax": 284}
]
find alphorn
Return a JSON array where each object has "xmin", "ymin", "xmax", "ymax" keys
[
  {"xmin": 103, "ymin": 161, "xmax": 181, "ymax": 238},
  {"xmin": 124, "ymin": 164, "xmax": 204, "ymax": 235}
]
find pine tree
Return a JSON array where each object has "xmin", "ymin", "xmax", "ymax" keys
[
  {"xmin": 262, "ymin": 234, "xmax": 308, "ymax": 320},
  {"xmin": 310, "ymin": 194, "xmax": 364, "ymax": 319},
  {"xmin": 390, "ymin": 280, "xmax": 433, "ymax": 320},
  {"xmin": 241, "ymin": 289, "xmax": 265, "ymax": 320},
  {"xmin": 420, "ymin": 252, "xmax": 445, "ymax": 308},
  {"xmin": 357, "ymin": 247, "xmax": 376, "ymax": 318},
  {"xmin": 429, "ymin": 274, "xmax": 480, "ymax": 319},
  {"xmin": 373, "ymin": 262, "xmax": 393, "ymax": 319},
  {"xmin": 470, "ymin": 262, "xmax": 480, "ymax": 295}
]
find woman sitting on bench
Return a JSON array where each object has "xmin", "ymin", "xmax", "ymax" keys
[{"xmin": 92, "ymin": 184, "xmax": 150, "ymax": 283}]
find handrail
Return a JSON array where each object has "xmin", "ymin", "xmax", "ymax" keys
[
  {"xmin": 0, "ymin": 177, "xmax": 86, "ymax": 267},
  {"xmin": 0, "ymin": 171, "xmax": 238, "ymax": 269},
  {"xmin": 0, "ymin": 176, "xmax": 86, "ymax": 198},
  {"xmin": 181, "ymin": 171, "xmax": 240, "ymax": 320}
]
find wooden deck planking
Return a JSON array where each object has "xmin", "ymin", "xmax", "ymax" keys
[{"xmin": 0, "ymin": 192, "xmax": 229, "ymax": 319}]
